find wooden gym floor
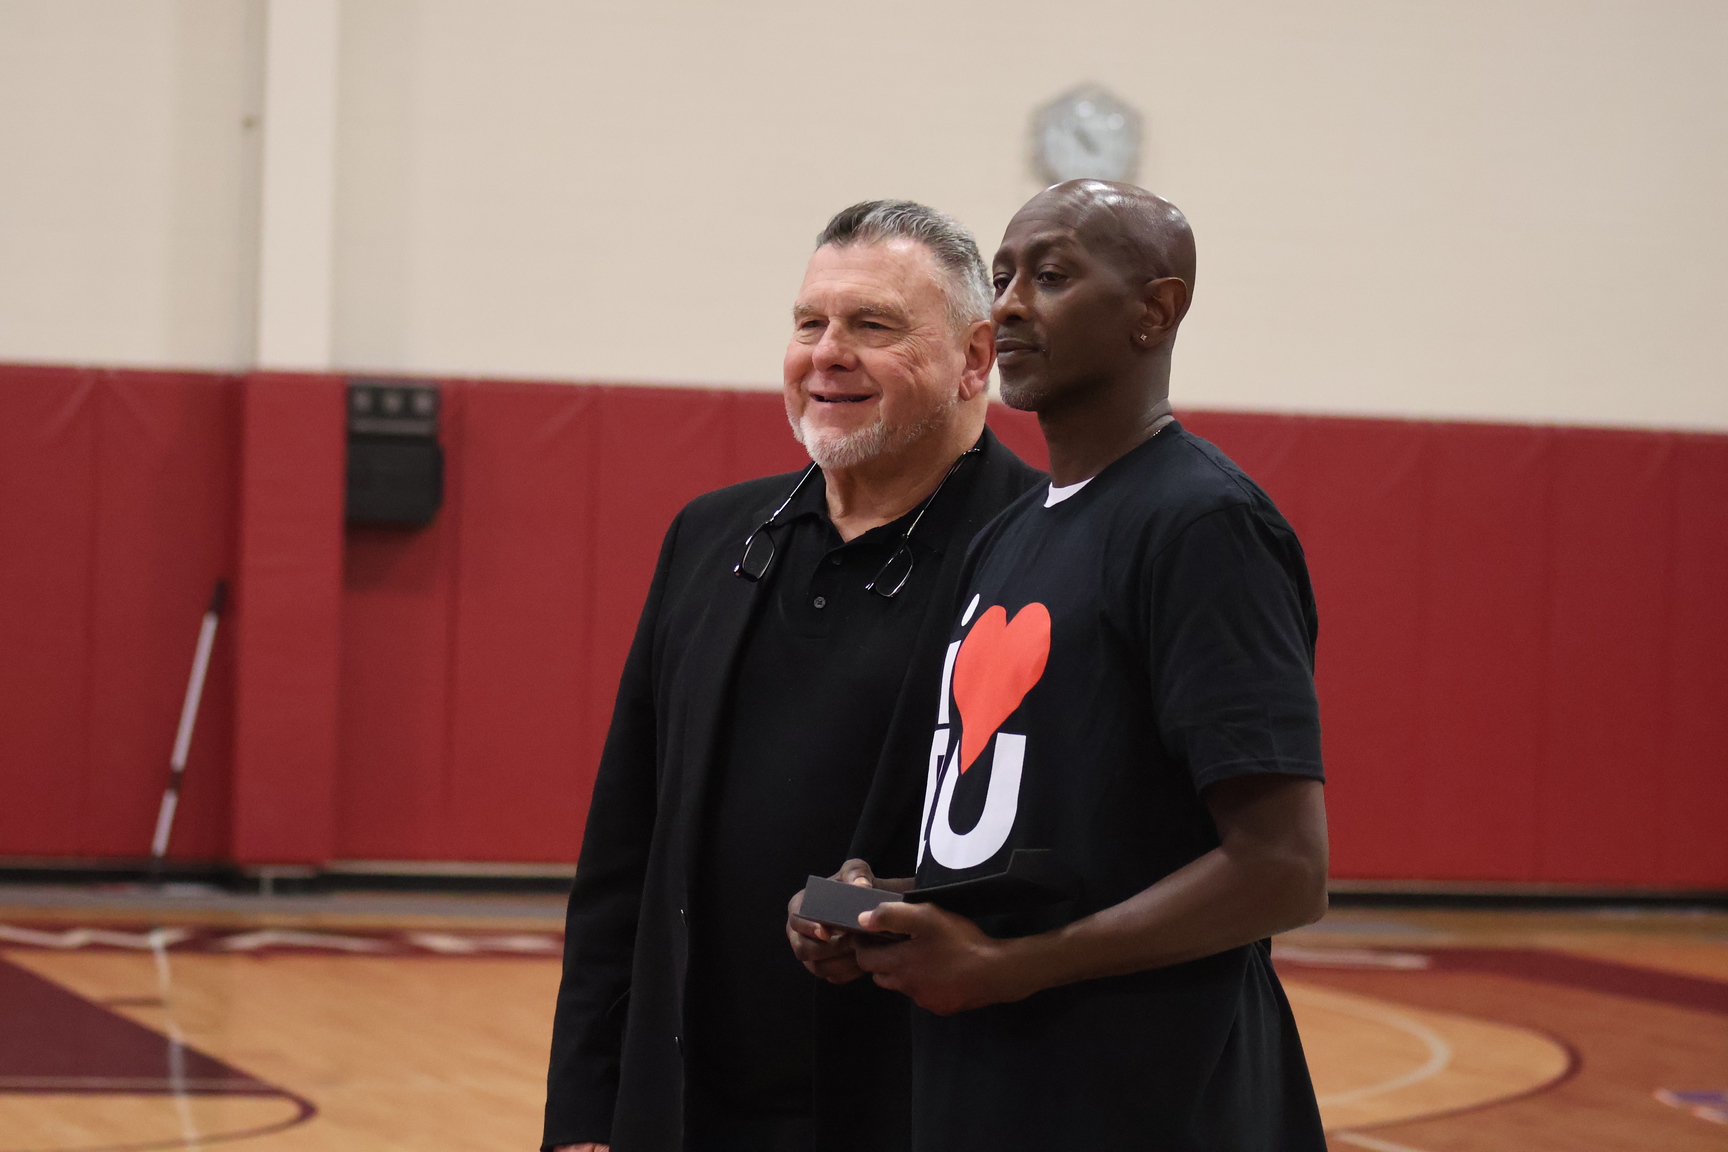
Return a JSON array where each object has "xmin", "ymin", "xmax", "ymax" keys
[{"xmin": 1, "ymin": 885, "xmax": 1724, "ymax": 1151}]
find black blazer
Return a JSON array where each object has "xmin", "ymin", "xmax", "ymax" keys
[{"xmin": 543, "ymin": 428, "xmax": 1042, "ymax": 1151}]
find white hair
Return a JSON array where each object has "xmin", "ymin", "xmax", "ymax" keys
[{"xmin": 816, "ymin": 200, "xmax": 992, "ymax": 332}]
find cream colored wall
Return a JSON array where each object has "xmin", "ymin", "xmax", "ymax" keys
[
  {"xmin": 0, "ymin": 0, "xmax": 262, "ymax": 368},
  {"xmin": 1, "ymin": 0, "xmax": 1722, "ymax": 429}
]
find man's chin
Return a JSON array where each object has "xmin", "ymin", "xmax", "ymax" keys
[
  {"xmin": 795, "ymin": 419, "xmax": 893, "ymax": 471},
  {"xmin": 799, "ymin": 412, "xmax": 877, "ymax": 444},
  {"xmin": 791, "ymin": 394, "xmax": 956, "ymax": 471},
  {"xmin": 997, "ymin": 373, "xmax": 1048, "ymax": 413}
]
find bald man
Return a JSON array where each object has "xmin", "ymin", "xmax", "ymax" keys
[{"xmin": 819, "ymin": 182, "xmax": 1329, "ymax": 1150}]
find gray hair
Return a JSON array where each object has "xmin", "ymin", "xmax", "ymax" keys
[{"xmin": 816, "ymin": 200, "xmax": 992, "ymax": 332}]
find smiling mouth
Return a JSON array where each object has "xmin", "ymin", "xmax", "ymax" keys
[{"xmin": 811, "ymin": 392, "xmax": 875, "ymax": 404}]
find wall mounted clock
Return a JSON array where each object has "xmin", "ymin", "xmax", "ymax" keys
[{"xmin": 1032, "ymin": 84, "xmax": 1142, "ymax": 185}]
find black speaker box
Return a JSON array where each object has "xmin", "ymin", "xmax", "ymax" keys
[
  {"xmin": 347, "ymin": 435, "xmax": 443, "ymax": 526},
  {"xmin": 346, "ymin": 381, "xmax": 443, "ymax": 527}
]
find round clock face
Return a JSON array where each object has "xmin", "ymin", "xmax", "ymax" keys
[{"xmin": 1033, "ymin": 84, "xmax": 1142, "ymax": 185}]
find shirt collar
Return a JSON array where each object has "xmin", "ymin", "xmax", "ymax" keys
[{"xmin": 784, "ymin": 428, "xmax": 994, "ymax": 557}]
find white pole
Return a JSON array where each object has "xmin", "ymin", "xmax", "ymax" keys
[
  {"xmin": 151, "ymin": 582, "xmax": 227, "ymax": 863},
  {"xmin": 149, "ymin": 790, "xmax": 180, "ymax": 861}
]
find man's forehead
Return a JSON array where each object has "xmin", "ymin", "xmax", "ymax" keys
[
  {"xmin": 808, "ymin": 237, "xmax": 939, "ymax": 278},
  {"xmin": 994, "ymin": 217, "xmax": 1084, "ymax": 261},
  {"xmin": 795, "ymin": 240, "xmax": 942, "ymax": 312},
  {"xmin": 792, "ymin": 298, "xmax": 904, "ymax": 318},
  {"xmin": 1000, "ymin": 181, "xmax": 1196, "ymax": 285},
  {"xmin": 1001, "ymin": 191, "xmax": 1120, "ymax": 250}
]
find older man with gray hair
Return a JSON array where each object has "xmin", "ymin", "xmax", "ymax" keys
[{"xmin": 543, "ymin": 201, "xmax": 1042, "ymax": 1152}]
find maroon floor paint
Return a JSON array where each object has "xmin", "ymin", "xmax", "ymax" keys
[
  {"xmin": 1426, "ymin": 948, "xmax": 1728, "ymax": 1016},
  {"xmin": 0, "ymin": 957, "xmax": 274, "ymax": 1094}
]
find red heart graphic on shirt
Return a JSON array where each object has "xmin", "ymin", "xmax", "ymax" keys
[{"xmin": 951, "ymin": 603, "xmax": 1051, "ymax": 773}]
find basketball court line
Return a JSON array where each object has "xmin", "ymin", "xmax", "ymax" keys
[
  {"xmin": 2, "ymin": 907, "xmax": 1722, "ymax": 1150},
  {"xmin": 0, "ymin": 886, "xmax": 569, "ymax": 926},
  {"xmin": 0, "ymin": 952, "xmax": 317, "ymax": 1152},
  {"xmin": 0, "ymin": 1098, "xmax": 315, "ymax": 1152},
  {"xmin": 0, "ymin": 922, "xmax": 564, "ymax": 957},
  {"xmin": 1298, "ymin": 988, "xmax": 1454, "ymax": 1106},
  {"xmin": 1286, "ymin": 958, "xmax": 1728, "ymax": 1150},
  {"xmin": 1286, "ymin": 978, "xmax": 1572, "ymax": 1133},
  {"xmin": 1333, "ymin": 1133, "xmax": 1431, "ymax": 1152}
]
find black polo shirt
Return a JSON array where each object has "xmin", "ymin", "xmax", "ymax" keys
[{"xmin": 684, "ymin": 457, "xmax": 971, "ymax": 1143}]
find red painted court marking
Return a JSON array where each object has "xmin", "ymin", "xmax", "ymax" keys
[
  {"xmin": 11, "ymin": 926, "xmax": 1725, "ymax": 1013},
  {"xmin": 0, "ymin": 923, "xmax": 562, "ymax": 958},
  {"xmin": 1424, "ymin": 948, "xmax": 1728, "ymax": 1016},
  {"xmin": 0, "ymin": 1105, "xmax": 316, "ymax": 1152},
  {"xmin": 0, "ymin": 958, "xmax": 278, "ymax": 1095},
  {"xmin": 1279, "ymin": 946, "xmax": 1728, "ymax": 1016},
  {"xmin": 0, "ymin": 956, "xmax": 317, "ymax": 1149}
]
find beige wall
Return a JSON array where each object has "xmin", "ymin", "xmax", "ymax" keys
[
  {"xmin": 0, "ymin": 0, "xmax": 262, "ymax": 368},
  {"xmin": 1, "ymin": 0, "xmax": 1723, "ymax": 429}
]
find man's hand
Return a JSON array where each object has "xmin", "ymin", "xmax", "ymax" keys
[
  {"xmin": 786, "ymin": 859, "xmax": 908, "ymax": 984},
  {"xmin": 851, "ymin": 776, "xmax": 1328, "ymax": 1014},
  {"xmin": 852, "ymin": 901, "xmax": 1032, "ymax": 1015},
  {"xmin": 830, "ymin": 857, "xmax": 917, "ymax": 894},
  {"xmin": 787, "ymin": 887, "xmax": 866, "ymax": 984}
]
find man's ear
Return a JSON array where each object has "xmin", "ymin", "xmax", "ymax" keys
[
  {"xmin": 958, "ymin": 319, "xmax": 995, "ymax": 401},
  {"xmin": 1134, "ymin": 277, "xmax": 1191, "ymax": 347}
]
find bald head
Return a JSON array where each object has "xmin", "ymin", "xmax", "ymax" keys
[
  {"xmin": 1029, "ymin": 180, "xmax": 1196, "ymax": 293},
  {"xmin": 990, "ymin": 181, "xmax": 1196, "ymax": 417}
]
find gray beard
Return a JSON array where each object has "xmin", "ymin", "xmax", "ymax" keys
[{"xmin": 790, "ymin": 397, "xmax": 955, "ymax": 470}]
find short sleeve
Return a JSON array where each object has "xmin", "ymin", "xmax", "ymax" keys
[{"xmin": 1145, "ymin": 504, "xmax": 1324, "ymax": 791}]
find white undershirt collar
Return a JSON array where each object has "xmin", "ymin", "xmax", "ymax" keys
[{"xmin": 1044, "ymin": 478, "xmax": 1092, "ymax": 508}]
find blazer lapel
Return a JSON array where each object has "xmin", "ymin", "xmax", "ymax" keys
[{"xmin": 668, "ymin": 497, "xmax": 780, "ymax": 890}]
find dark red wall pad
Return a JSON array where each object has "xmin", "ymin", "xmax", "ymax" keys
[{"xmin": 0, "ymin": 365, "xmax": 1722, "ymax": 885}]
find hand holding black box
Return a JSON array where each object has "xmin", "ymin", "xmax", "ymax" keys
[
  {"xmin": 798, "ymin": 876, "xmax": 907, "ymax": 938},
  {"xmin": 799, "ymin": 849, "xmax": 1080, "ymax": 936}
]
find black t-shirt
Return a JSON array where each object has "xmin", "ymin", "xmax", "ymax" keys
[
  {"xmin": 684, "ymin": 470, "xmax": 954, "ymax": 1133},
  {"xmin": 911, "ymin": 425, "xmax": 1326, "ymax": 1152}
]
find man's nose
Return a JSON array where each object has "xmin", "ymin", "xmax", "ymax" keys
[
  {"xmin": 813, "ymin": 323, "xmax": 858, "ymax": 371},
  {"xmin": 992, "ymin": 273, "xmax": 1029, "ymax": 327}
]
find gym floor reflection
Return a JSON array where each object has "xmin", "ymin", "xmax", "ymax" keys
[{"xmin": 1, "ymin": 888, "xmax": 1723, "ymax": 1152}]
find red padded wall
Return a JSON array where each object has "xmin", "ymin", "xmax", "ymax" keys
[
  {"xmin": 1666, "ymin": 436, "xmax": 1728, "ymax": 886},
  {"xmin": 2, "ymin": 364, "xmax": 1724, "ymax": 887},
  {"xmin": 1180, "ymin": 412, "xmax": 1728, "ymax": 885},
  {"xmin": 0, "ymin": 366, "xmax": 238, "ymax": 860},
  {"xmin": 1541, "ymin": 432, "xmax": 1670, "ymax": 883},
  {"xmin": 1414, "ymin": 425, "xmax": 1548, "ymax": 880},
  {"xmin": 333, "ymin": 383, "xmax": 808, "ymax": 863},
  {"xmin": 0, "ymin": 367, "xmax": 98, "ymax": 857},
  {"xmin": 231, "ymin": 373, "xmax": 346, "ymax": 865}
]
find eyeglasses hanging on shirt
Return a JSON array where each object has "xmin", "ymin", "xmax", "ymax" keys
[{"xmin": 733, "ymin": 445, "xmax": 982, "ymax": 599}]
